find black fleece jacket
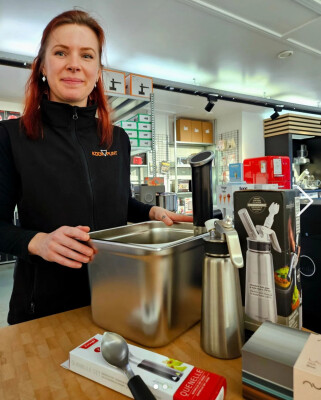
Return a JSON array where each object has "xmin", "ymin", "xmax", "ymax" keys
[{"xmin": 0, "ymin": 99, "xmax": 152, "ymax": 324}]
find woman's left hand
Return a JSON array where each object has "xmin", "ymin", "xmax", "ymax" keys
[{"xmin": 149, "ymin": 206, "xmax": 193, "ymax": 226}]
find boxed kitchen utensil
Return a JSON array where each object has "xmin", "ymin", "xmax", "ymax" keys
[
  {"xmin": 65, "ymin": 333, "xmax": 226, "ymax": 400},
  {"xmin": 234, "ymin": 190, "xmax": 302, "ymax": 332},
  {"xmin": 89, "ymin": 221, "xmax": 206, "ymax": 347},
  {"xmin": 294, "ymin": 332, "xmax": 321, "ymax": 400},
  {"xmin": 242, "ymin": 321, "xmax": 310, "ymax": 400}
]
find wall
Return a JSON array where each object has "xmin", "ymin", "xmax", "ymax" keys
[
  {"xmin": 0, "ymin": 100, "xmax": 23, "ymax": 113},
  {"xmin": 241, "ymin": 111, "xmax": 265, "ymax": 160}
]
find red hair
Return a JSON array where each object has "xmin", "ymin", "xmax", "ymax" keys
[{"xmin": 21, "ymin": 10, "xmax": 113, "ymax": 147}]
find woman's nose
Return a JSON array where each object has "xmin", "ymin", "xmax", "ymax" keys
[{"xmin": 66, "ymin": 54, "xmax": 81, "ymax": 71}]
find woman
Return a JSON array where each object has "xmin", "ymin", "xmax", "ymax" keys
[{"xmin": 0, "ymin": 10, "xmax": 192, "ymax": 324}]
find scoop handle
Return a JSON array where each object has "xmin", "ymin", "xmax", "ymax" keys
[{"xmin": 128, "ymin": 375, "xmax": 156, "ymax": 400}]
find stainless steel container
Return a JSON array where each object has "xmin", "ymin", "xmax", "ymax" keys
[
  {"xmin": 89, "ymin": 221, "xmax": 206, "ymax": 347},
  {"xmin": 156, "ymin": 192, "xmax": 177, "ymax": 212}
]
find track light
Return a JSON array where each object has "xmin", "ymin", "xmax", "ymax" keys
[
  {"xmin": 270, "ymin": 105, "xmax": 284, "ymax": 120},
  {"xmin": 205, "ymin": 94, "xmax": 218, "ymax": 112}
]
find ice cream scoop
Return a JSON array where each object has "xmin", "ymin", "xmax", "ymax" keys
[{"xmin": 101, "ymin": 332, "xmax": 156, "ymax": 400}]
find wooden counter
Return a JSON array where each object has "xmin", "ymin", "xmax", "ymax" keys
[{"xmin": 0, "ymin": 307, "xmax": 243, "ymax": 399}]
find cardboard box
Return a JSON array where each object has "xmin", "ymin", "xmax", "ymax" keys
[
  {"xmin": 242, "ymin": 321, "xmax": 311, "ymax": 399},
  {"xmin": 191, "ymin": 120, "xmax": 203, "ymax": 142},
  {"xmin": 177, "ymin": 179, "xmax": 190, "ymax": 192},
  {"xmin": 125, "ymin": 73, "xmax": 153, "ymax": 98},
  {"xmin": 294, "ymin": 333, "xmax": 321, "ymax": 400},
  {"xmin": 65, "ymin": 334, "xmax": 226, "ymax": 400},
  {"xmin": 138, "ymin": 131, "xmax": 152, "ymax": 139},
  {"xmin": 124, "ymin": 129, "xmax": 138, "ymax": 139},
  {"xmin": 103, "ymin": 69, "xmax": 126, "ymax": 95},
  {"xmin": 202, "ymin": 121, "xmax": 213, "ymax": 143},
  {"xmin": 129, "ymin": 113, "xmax": 151, "ymax": 122},
  {"xmin": 234, "ymin": 190, "xmax": 302, "ymax": 332},
  {"xmin": 176, "ymin": 119, "xmax": 192, "ymax": 142}
]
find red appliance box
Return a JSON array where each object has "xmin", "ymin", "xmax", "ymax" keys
[{"xmin": 243, "ymin": 156, "xmax": 291, "ymax": 189}]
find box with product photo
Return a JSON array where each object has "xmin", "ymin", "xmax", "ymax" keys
[
  {"xmin": 103, "ymin": 69, "xmax": 126, "ymax": 95},
  {"xmin": 64, "ymin": 334, "xmax": 226, "ymax": 400},
  {"xmin": 126, "ymin": 73, "xmax": 153, "ymax": 98},
  {"xmin": 234, "ymin": 190, "xmax": 302, "ymax": 332}
]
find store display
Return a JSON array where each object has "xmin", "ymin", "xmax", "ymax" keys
[
  {"xmin": 66, "ymin": 333, "xmax": 227, "ymax": 400},
  {"xmin": 243, "ymin": 156, "xmax": 291, "ymax": 189},
  {"xmin": 234, "ymin": 190, "xmax": 302, "ymax": 332},
  {"xmin": 102, "ymin": 69, "xmax": 126, "ymax": 94},
  {"xmin": 201, "ymin": 218, "xmax": 244, "ymax": 359},
  {"xmin": 125, "ymin": 73, "xmax": 153, "ymax": 98}
]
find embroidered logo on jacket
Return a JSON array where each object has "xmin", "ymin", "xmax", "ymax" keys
[{"xmin": 92, "ymin": 150, "xmax": 118, "ymax": 157}]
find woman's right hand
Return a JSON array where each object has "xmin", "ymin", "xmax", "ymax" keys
[{"xmin": 28, "ymin": 225, "xmax": 97, "ymax": 268}]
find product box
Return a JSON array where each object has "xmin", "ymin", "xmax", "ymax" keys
[
  {"xmin": 138, "ymin": 131, "xmax": 152, "ymax": 139},
  {"xmin": 129, "ymin": 113, "xmax": 151, "ymax": 123},
  {"xmin": 103, "ymin": 69, "xmax": 126, "ymax": 95},
  {"xmin": 130, "ymin": 138, "xmax": 138, "ymax": 147},
  {"xmin": 144, "ymin": 177, "xmax": 165, "ymax": 186},
  {"xmin": 177, "ymin": 179, "xmax": 190, "ymax": 192},
  {"xmin": 202, "ymin": 121, "xmax": 213, "ymax": 143},
  {"xmin": 294, "ymin": 333, "xmax": 321, "ymax": 400},
  {"xmin": 234, "ymin": 190, "xmax": 302, "ymax": 332},
  {"xmin": 191, "ymin": 120, "xmax": 203, "ymax": 142},
  {"xmin": 217, "ymin": 184, "xmax": 255, "ymax": 218},
  {"xmin": 242, "ymin": 321, "xmax": 311, "ymax": 400},
  {"xmin": 64, "ymin": 334, "xmax": 226, "ymax": 400},
  {"xmin": 184, "ymin": 197, "xmax": 193, "ymax": 214},
  {"xmin": 124, "ymin": 129, "xmax": 138, "ymax": 139},
  {"xmin": 137, "ymin": 122, "xmax": 152, "ymax": 131},
  {"xmin": 229, "ymin": 163, "xmax": 243, "ymax": 182},
  {"xmin": 125, "ymin": 73, "xmax": 153, "ymax": 98},
  {"xmin": 139, "ymin": 139, "xmax": 152, "ymax": 148},
  {"xmin": 118, "ymin": 121, "xmax": 137, "ymax": 130},
  {"xmin": 176, "ymin": 119, "xmax": 192, "ymax": 142}
]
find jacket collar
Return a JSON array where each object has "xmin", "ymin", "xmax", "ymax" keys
[{"xmin": 41, "ymin": 99, "xmax": 98, "ymax": 128}]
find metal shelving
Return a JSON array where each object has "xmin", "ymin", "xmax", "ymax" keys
[{"xmin": 108, "ymin": 92, "xmax": 156, "ymax": 178}]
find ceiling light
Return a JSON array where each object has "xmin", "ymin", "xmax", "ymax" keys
[
  {"xmin": 205, "ymin": 94, "xmax": 218, "ymax": 112},
  {"xmin": 278, "ymin": 50, "xmax": 294, "ymax": 59},
  {"xmin": 270, "ymin": 105, "xmax": 284, "ymax": 120}
]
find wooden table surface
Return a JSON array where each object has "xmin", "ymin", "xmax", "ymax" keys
[{"xmin": 0, "ymin": 307, "xmax": 243, "ymax": 399}]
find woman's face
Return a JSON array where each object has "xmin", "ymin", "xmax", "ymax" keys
[{"xmin": 42, "ymin": 24, "xmax": 101, "ymax": 107}]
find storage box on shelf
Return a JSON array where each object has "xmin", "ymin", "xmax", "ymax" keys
[{"xmin": 102, "ymin": 69, "xmax": 126, "ymax": 95}]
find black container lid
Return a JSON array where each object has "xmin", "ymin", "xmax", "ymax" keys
[{"xmin": 190, "ymin": 151, "xmax": 214, "ymax": 167}]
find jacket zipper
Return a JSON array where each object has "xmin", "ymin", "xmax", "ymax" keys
[{"xmin": 72, "ymin": 107, "xmax": 95, "ymax": 229}]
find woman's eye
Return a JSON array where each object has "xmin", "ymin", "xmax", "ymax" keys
[
  {"xmin": 55, "ymin": 51, "xmax": 65, "ymax": 57},
  {"xmin": 83, "ymin": 54, "xmax": 94, "ymax": 59}
]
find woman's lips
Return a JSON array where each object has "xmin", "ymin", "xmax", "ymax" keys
[{"xmin": 61, "ymin": 78, "xmax": 84, "ymax": 84}]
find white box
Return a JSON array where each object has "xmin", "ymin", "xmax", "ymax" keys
[
  {"xmin": 138, "ymin": 122, "xmax": 152, "ymax": 131},
  {"xmin": 126, "ymin": 74, "xmax": 153, "ymax": 98},
  {"xmin": 139, "ymin": 139, "xmax": 152, "ymax": 148},
  {"xmin": 294, "ymin": 333, "xmax": 321, "ymax": 400},
  {"xmin": 118, "ymin": 121, "xmax": 137, "ymax": 130},
  {"xmin": 130, "ymin": 139, "xmax": 138, "ymax": 147},
  {"xmin": 125, "ymin": 129, "xmax": 138, "ymax": 139},
  {"xmin": 103, "ymin": 69, "xmax": 126, "ymax": 95},
  {"xmin": 129, "ymin": 114, "xmax": 152, "ymax": 123},
  {"xmin": 138, "ymin": 131, "xmax": 152, "ymax": 139},
  {"xmin": 65, "ymin": 334, "xmax": 226, "ymax": 400}
]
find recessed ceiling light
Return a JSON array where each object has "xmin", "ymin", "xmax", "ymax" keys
[{"xmin": 278, "ymin": 50, "xmax": 294, "ymax": 59}]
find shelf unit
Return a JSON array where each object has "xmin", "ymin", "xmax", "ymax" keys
[{"xmin": 107, "ymin": 92, "xmax": 156, "ymax": 183}]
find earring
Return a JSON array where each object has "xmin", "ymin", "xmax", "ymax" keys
[{"xmin": 42, "ymin": 76, "xmax": 46, "ymax": 82}]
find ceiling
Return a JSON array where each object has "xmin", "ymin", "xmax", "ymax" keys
[{"xmin": 1, "ymin": 0, "xmax": 321, "ymax": 111}]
